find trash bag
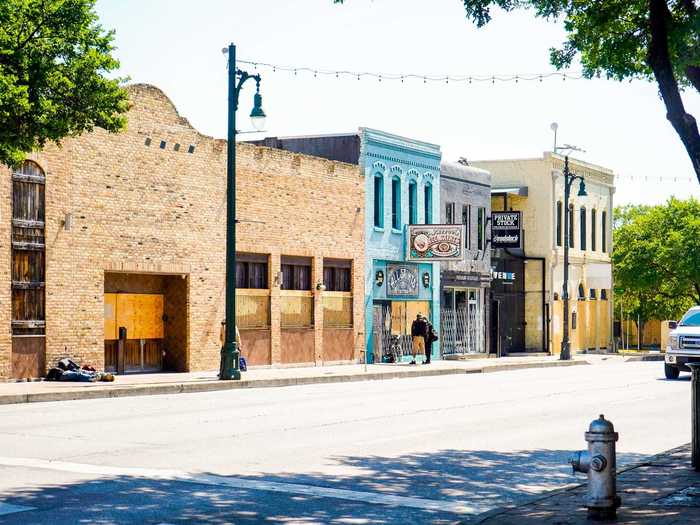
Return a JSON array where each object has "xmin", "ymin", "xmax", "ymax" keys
[
  {"xmin": 239, "ymin": 356, "xmax": 247, "ymax": 372},
  {"xmin": 59, "ymin": 369, "xmax": 97, "ymax": 382}
]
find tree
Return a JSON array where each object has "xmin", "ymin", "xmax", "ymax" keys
[
  {"xmin": 613, "ymin": 199, "xmax": 700, "ymax": 331},
  {"xmin": 335, "ymin": 1, "xmax": 700, "ymax": 182},
  {"xmin": 0, "ymin": 0, "xmax": 129, "ymax": 167}
]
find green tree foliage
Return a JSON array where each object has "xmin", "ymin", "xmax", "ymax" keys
[
  {"xmin": 613, "ymin": 198, "xmax": 700, "ymax": 328},
  {"xmin": 0, "ymin": 0, "xmax": 129, "ymax": 167},
  {"xmin": 335, "ymin": 1, "xmax": 700, "ymax": 182}
]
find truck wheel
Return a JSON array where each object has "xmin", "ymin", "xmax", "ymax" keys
[{"xmin": 665, "ymin": 364, "xmax": 680, "ymax": 380}]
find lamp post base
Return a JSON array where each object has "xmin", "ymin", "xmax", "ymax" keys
[
  {"xmin": 560, "ymin": 341, "xmax": 571, "ymax": 361},
  {"xmin": 219, "ymin": 341, "xmax": 241, "ymax": 380}
]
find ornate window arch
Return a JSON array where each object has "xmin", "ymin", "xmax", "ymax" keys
[{"xmin": 373, "ymin": 172, "xmax": 384, "ymax": 229}]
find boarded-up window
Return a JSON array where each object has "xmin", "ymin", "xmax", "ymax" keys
[{"xmin": 12, "ymin": 161, "xmax": 45, "ymax": 336}]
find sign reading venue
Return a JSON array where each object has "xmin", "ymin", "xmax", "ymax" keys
[
  {"xmin": 386, "ymin": 264, "xmax": 419, "ymax": 296},
  {"xmin": 406, "ymin": 224, "xmax": 464, "ymax": 262},
  {"xmin": 491, "ymin": 211, "xmax": 522, "ymax": 249}
]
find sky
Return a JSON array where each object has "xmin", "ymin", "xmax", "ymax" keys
[{"xmin": 94, "ymin": 0, "xmax": 700, "ymax": 205}]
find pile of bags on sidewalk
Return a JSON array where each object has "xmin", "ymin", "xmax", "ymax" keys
[{"xmin": 46, "ymin": 358, "xmax": 115, "ymax": 382}]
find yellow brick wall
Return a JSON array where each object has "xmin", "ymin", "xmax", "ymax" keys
[{"xmin": 0, "ymin": 83, "xmax": 365, "ymax": 377}]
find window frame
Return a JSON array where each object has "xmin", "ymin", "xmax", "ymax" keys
[
  {"xmin": 579, "ymin": 206, "xmax": 587, "ymax": 251},
  {"xmin": 556, "ymin": 201, "xmax": 562, "ymax": 247},
  {"xmin": 373, "ymin": 173, "xmax": 384, "ymax": 229},
  {"xmin": 391, "ymin": 176, "xmax": 401, "ymax": 230},
  {"xmin": 424, "ymin": 182, "xmax": 433, "ymax": 224},
  {"xmin": 408, "ymin": 180, "xmax": 418, "ymax": 225},
  {"xmin": 591, "ymin": 209, "xmax": 597, "ymax": 252}
]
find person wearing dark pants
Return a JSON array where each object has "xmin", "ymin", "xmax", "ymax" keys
[{"xmin": 424, "ymin": 317, "xmax": 438, "ymax": 364}]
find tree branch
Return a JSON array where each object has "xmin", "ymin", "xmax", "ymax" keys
[
  {"xmin": 687, "ymin": 65, "xmax": 700, "ymax": 94},
  {"xmin": 648, "ymin": 0, "xmax": 700, "ymax": 182}
]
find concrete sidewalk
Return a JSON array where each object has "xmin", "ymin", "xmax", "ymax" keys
[
  {"xmin": 0, "ymin": 355, "xmax": 594, "ymax": 405},
  {"xmin": 478, "ymin": 444, "xmax": 700, "ymax": 524}
]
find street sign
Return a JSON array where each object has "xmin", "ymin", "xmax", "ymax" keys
[
  {"xmin": 406, "ymin": 224, "xmax": 465, "ymax": 262},
  {"xmin": 491, "ymin": 211, "xmax": 522, "ymax": 249}
]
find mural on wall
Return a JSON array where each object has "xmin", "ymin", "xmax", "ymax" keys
[
  {"xmin": 387, "ymin": 264, "xmax": 419, "ymax": 296},
  {"xmin": 407, "ymin": 224, "xmax": 465, "ymax": 262}
]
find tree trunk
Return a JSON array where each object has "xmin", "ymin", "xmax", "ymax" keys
[{"xmin": 648, "ymin": 0, "xmax": 700, "ymax": 183}]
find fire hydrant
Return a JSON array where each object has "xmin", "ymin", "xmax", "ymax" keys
[{"xmin": 569, "ymin": 414, "xmax": 621, "ymax": 520}]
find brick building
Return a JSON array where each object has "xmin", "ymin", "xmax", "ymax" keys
[{"xmin": 0, "ymin": 84, "xmax": 365, "ymax": 379}]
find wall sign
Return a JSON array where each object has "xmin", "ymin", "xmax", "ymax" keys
[
  {"xmin": 407, "ymin": 224, "xmax": 465, "ymax": 262},
  {"xmin": 491, "ymin": 269, "xmax": 516, "ymax": 283},
  {"xmin": 387, "ymin": 264, "xmax": 419, "ymax": 296},
  {"xmin": 491, "ymin": 211, "xmax": 522, "ymax": 248}
]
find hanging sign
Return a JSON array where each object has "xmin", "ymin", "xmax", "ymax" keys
[
  {"xmin": 406, "ymin": 224, "xmax": 465, "ymax": 262},
  {"xmin": 491, "ymin": 211, "xmax": 522, "ymax": 248},
  {"xmin": 386, "ymin": 264, "xmax": 419, "ymax": 296}
]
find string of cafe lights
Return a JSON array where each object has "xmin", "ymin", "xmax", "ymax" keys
[
  {"xmin": 238, "ymin": 59, "xmax": 585, "ymax": 83},
  {"xmin": 615, "ymin": 174, "xmax": 696, "ymax": 184}
]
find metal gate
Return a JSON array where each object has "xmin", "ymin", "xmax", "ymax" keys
[{"xmin": 441, "ymin": 303, "xmax": 485, "ymax": 355}]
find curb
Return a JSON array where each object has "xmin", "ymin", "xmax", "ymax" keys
[
  {"xmin": 625, "ymin": 354, "xmax": 664, "ymax": 362},
  {"xmin": 469, "ymin": 443, "xmax": 691, "ymax": 524},
  {"xmin": 0, "ymin": 359, "xmax": 588, "ymax": 406}
]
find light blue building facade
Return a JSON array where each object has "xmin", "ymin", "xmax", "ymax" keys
[{"xmin": 359, "ymin": 128, "xmax": 442, "ymax": 363}]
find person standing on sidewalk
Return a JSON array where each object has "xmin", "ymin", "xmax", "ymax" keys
[
  {"xmin": 424, "ymin": 316, "xmax": 438, "ymax": 365},
  {"xmin": 410, "ymin": 313, "xmax": 428, "ymax": 365}
]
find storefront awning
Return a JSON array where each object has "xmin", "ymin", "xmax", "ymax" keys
[{"xmin": 491, "ymin": 186, "xmax": 528, "ymax": 197}]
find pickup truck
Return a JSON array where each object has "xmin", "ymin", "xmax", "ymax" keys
[{"xmin": 665, "ymin": 306, "xmax": 700, "ymax": 379}]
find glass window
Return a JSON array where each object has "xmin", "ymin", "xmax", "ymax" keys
[
  {"xmin": 602, "ymin": 211, "xmax": 607, "ymax": 253},
  {"xmin": 424, "ymin": 183, "xmax": 433, "ymax": 224},
  {"xmin": 373, "ymin": 174, "xmax": 384, "ymax": 228},
  {"xmin": 445, "ymin": 202, "xmax": 455, "ymax": 224},
  {"xmin": 477, "ymin": 207, "xmax": 485, "ymax": 250},
  {"xmin": 281, "ymin": 257, "xmax": 312, "ymax": 290},
  {"xmin": 580, "ymin": 207, "xmax": 587, "ymax": 250},
  {"xmin": 462, "ymin": 205, "xmax": 471, "ymax": 249},
  {"xmin": 568, "ymin": 204, "xmax": 575, "ymax": 248},
  {"xmin": 391, "ymin": 177, "xmax": 401, "ymax": 230},
  {"xmin": 601, "ymin": 289, "xmax": 608, "ymax": 300},
  {"xmin": 556, "ymin": 201, "xmax": 562, "ymax": 247},
  {"xmin": 589, "ymin": 288, "xmax": 597, "ymax": 300},
  {"xmin": 591, "ymin": 209, "xmax": 597, "ymax": 252},
  {"xmin": 680, "ymin": 310, "xmax": 700, "ymax": 327},
  {"xmin": 408, "ymin": 181, "xmax": 417, "ymax": 225},
  {"xmin": 323, "ymin": 259, "xmax": 352, "ymax": 292}
]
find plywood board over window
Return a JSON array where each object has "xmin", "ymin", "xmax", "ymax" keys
[{"xmin": 104, "ymin": 293, "xmax": 164, "ymax": 340}]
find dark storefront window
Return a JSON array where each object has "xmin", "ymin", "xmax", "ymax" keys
[
  {"xmin": 281, "ymin": 256, "xmax": 312, "ymax": 290},
  {"xmin": 323, "ymin": 259, "xmax": 352, "ymax": 292},
  {"xmin": 236, "ymin": 254, "xmax": 268, "ymax": 289}
]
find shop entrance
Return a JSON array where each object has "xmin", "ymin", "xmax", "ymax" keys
[
  {"xmin": 372, "ymin": 300, "xmax": 430, "ymax": 362},
  {"xmin": 441, "ymin": 287, "xmax": 485, "ymax": 354},
  {"xmin": 104, "ymin": 272, "xmax": 188, "ymax": 373}
]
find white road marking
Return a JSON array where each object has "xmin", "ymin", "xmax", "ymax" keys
[
  {"xmin": 0, "ymin": 502, "xmax": 35, "ymax": 516},
  {"xmin": 0, "ymin": 456, "xmax": 483, "ymax": 515}
]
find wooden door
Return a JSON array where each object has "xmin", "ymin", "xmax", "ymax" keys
[{"xmin": 11, "ymin": 161, "xmax": 46, "ymax": 378}]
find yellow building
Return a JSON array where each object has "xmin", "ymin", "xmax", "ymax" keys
[{"xmin": 473, "ymin": 153, "xmax": 614, "ymax": 355}]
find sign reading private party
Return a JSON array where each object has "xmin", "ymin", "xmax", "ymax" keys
[
  {"xmin": 491, "ymin": 211, "xmax": 522, "ymax": 249},
  {"xmin": 406, "ymin": 224, "xmax": 465, "ymax": 262}
]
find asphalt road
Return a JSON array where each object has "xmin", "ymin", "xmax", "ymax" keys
[{"xmin": 0, "ymin": 360, "xmax": 691, "ymax": 524}]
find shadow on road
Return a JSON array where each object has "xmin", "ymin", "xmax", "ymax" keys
[{"xmin": 0, "ymin": 448, "xmax": 649, "ymax": 524}]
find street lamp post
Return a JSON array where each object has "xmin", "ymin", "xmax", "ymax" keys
[
  {"xmin": 219, "ymin": 43, "xmax": 266, "ymax": 380},
  {"xmin": 560, "ymin": 154, "xmax": 587, "ymax": 360}
]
